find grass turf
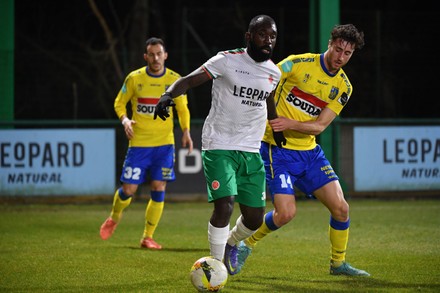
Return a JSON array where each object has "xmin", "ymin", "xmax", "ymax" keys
[{"xmin": 0, "ymin": 199, "xmax": 439, "ymax": 292}]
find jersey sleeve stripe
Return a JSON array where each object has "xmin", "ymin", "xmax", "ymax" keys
[{"xmin": 201, "ymin": 66, "xmax": 215, "ymax": 79}]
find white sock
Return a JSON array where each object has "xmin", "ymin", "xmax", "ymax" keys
[
  {"xmin": 208, "ymin": 222, "xmax": 229, "ymax": 261},
  {"xmin": 227, "ymin": 215, "xmax": 256, "ymax": 245}
]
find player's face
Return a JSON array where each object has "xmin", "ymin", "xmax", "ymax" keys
[
  {"xmin": 325, "ymin": 38, "xmax": 355, "ymax": 74},
  {"xmin": 247, "ymin": 23, "xmax": 277, "ymax": 62},
  {"xmin": 144, "ymin": 44, "xmax": 168, "ymax": 75}
]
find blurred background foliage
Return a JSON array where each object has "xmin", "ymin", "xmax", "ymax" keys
[{"xmin": 14, "ymin": 0, "xmax": 438, "ymax": 120}]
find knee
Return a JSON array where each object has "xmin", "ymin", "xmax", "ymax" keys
[
  {"xmin": 275, "ymin": 207, "xmax": 296, "ymax": 227},
  {"xmin": 211, "ymin": 198, "xmax": 234, "ymax": 227},
  {"xmin": 245, "ymin": 208, "xmax": 265, "ymax": 230},
  {"xmin": 121, "ymin": 185, "xmax": 136, "ymax": 197},
  {"xmin": 151, "ymin": 180, "xmax": 166, "ymax": 191},
  {"xmin": 216, "ymin": 201, "xmax": 234, "ymax": 217},
  {"xmin": 237, "ymin": 204, "xmax": 265, "ymax": 230},
  {"xmin": 332, "ymin": 201, "xmax": 349, "ymax": 222}
]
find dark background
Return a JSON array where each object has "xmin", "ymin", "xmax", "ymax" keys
[{"xmin": 14, "ymin": 0, "xmax": 439, "ymax": 120}]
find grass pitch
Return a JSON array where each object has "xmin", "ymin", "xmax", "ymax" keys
[{"xmin": 0, "ymin": 199, "xmax": 439, "ymax": 292}]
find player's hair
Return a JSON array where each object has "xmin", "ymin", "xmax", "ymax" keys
[
  {"xmin": 145, "ymin": 37, "xmax": 166, "ymax": 52},
  {"xmin": 330, "ymin": 24, "xmax": 365, "ymax": 50},
  {"xmin": 248, "ymin": 15, "xmax": 276, "ymax": 34}
]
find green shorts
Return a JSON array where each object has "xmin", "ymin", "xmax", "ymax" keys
[{"xmin": 201, "ymin": 150, "xmax": 266, "ymax": 208}]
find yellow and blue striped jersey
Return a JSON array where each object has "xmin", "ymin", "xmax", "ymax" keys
[
  {"xmin": 263, "ymin": 53, "xmax": 352, "ymax": 150},
  {"xmin": 114, "ymin": 66, "xmax": 190, "ymax": 147}
]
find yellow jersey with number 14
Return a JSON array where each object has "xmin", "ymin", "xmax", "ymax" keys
[
  {"xmin": 263, "ymin": 53, "xmax": 352, "ymax": 151},
  {"xmin": 114, "ymin": 66, "xmax": 190, "ymax": 147}
]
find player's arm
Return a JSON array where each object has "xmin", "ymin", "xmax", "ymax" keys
[
  {"xmin": 174, "ymin": 97, "xmax": 193, "ymax": 155},
  {"xmin": 270, "ymin": 107, "xmax": 337, "ymax": 136},
  {"xmin": 119, "ymin": 114, "xmax": 136, "ymax": 140},
  {"xmin": 266, "ymin": 90, "xmax": 278, "ymax": 120},
  {"xmin": 266, "ymin": 90, "xmax": 286, "ymax": 147},
  {"xmin": 154, "ymin": 67, "xmax": 211, "ymax": 120},
  {"xmin": 114, "ymin": 77, "xmax": 136, "ymax": 139},
  {"xmin": 181, "ymin": 128, "xmax": 193, "ymax": 155},
  {"xmin": 169, "ymin": 67, "xmax": 210, "ymax": 97}
]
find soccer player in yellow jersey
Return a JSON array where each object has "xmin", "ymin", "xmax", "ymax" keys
[
  {"xmin": 236, "ymin": 24, "xmax": 370, "ymax": 276},
  {"xmin": 100, "ymin": 37, "xmax": 193, "ymax": 249}
]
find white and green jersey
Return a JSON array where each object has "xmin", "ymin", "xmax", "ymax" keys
[{"xmin": 201, "ymin": 48, "xmax": 281, "ymax": 152}]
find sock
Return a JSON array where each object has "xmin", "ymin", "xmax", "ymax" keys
[
  {"xmin": 227, "ymin": 215, "xmax": 256, "ymax": 245},
  {"xmin": 143, "ymin": 192, "xmax": 165, "ymax": 239},
  {"xmin": 244, "ymin": 210, "xmax": 279, "ymax": 248},
  {"xmin": 110, "ymin": 188, "xmax": 132, "ymax": 222},
  {"xmin": 208, "ymin": 222, "xmax": 229, "ymax": 261},
  {"xmin": 329, "ymin": 216, "xmax": 350, "ymax": 266}
]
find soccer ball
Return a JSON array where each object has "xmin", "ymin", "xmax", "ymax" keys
[{"xmin": 189, "ymin": 256, "xmax": 228, "ymax": 292}]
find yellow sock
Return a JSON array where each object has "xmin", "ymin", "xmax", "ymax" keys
[
  {"xmin": 110, "ymin": 189, "xmax": 132, "ymax": 222},
  {"xmin": 143, "ymin": 199, "xmax": 164, "ymax": 238},
  {"xmin": 244, "ymin": 221, "xmax": 272, "ymax": 248},
  {"xmin": 329, "ymin": 225, "xmax": 349, "ymax": 265}
]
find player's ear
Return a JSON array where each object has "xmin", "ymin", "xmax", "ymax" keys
[
  {"xmin": 164, "ymin": 51, "xmax": 168, "ymax": 61},
  {"xmin": 244, "ymin": 31, "xmax": 251, "ymax": 44}
]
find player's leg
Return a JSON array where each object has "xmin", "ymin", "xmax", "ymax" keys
[
  {"xmin": 100, "ymin": 147, "xmax": 143, "ymax": 240},
  {"xmin": 140, "ymin": 145, "xmax": 175, "ymax": 249},
  {"xmin": 310, "ymin": 147, "xmax": 370, "ymax": 276},
  {"xmin": 314, "ymin": 180, "xmax": 349, "ymax": 263},
  {"xmin": 202, "ymin": 150, "xmax": 237, "ymax": 262},
  {"xmin": 246, "ymin": 193, "xmax": 296, "ymax": 247},
  {"xmin": 211, "ymin": 196, "xmax": 234, "ymax": 267},
  {"xmin": 237, "ymin": 143, "xmax": 299, "ymax": 273},
  {"xmin": 225, "ymin": 151, "xmax": 266, "ymax": 275},
  {"xmin": 100, "ymin": 184, "xmax": 136, "ymax": 240},
  {"xmin": 234, "ymin": 194, "xmax": 296, "ymax": 273},
  {"xmin": 140, "ymin": 183, "xmax": 165, "ymax": 249}
]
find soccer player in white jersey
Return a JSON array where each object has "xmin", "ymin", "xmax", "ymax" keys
[
  {"xmin": 100, "ymin": 37, "xmax": 193, "ymax": 250},
  {"xmin": 154, "ymin": 15, "xmax": 284, "ymax": 275},
  {"xmin": 236, "ymin": 24, "xmax": 370, "ymax": 276}
]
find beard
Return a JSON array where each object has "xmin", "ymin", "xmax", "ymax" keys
[{"xmin": 248, "ymin": 39, "xmax": 272, "ymax": 62}]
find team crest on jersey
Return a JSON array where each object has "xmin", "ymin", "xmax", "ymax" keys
[
  {"xmin": 137, "ymin": 84, "xmax": 143, "ymax": 92},
  {"xmin": 211, "ymin": 180, "xmax": 220, "ymax": 190},
  {"xmin": 268, "ymin": 74, "xmax": 274, "ymax": 84},
  {"xmin": 328, "ymin": 86, "xmax": 339, "ymax": 100},
  {"xmin": 302, "ymin": 73, "xmax": 311, "ymax": 83}
]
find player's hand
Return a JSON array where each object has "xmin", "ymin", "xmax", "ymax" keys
[
  {"xmin": 154, "ymin": 92, "xmax": 175, "ymax": 121},
  {"xmin": 122, "ymin": 118, "xmax": 136, "ymax": 140},
  {"xmin": 182, "ymin": 129, "xmax": 193, "ymax": 155},
  {"xmin": 273, "ymin": 131, "xmax": 287, "ymax": 148}
]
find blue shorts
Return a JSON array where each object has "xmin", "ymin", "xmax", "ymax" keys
[
  {"xmin": 260, "ymin": 142, "xmax": 338, "ymax": 197},
  {"xmin": 119, "ymin": 145, "xmax": 175, "ymax": 184}
]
